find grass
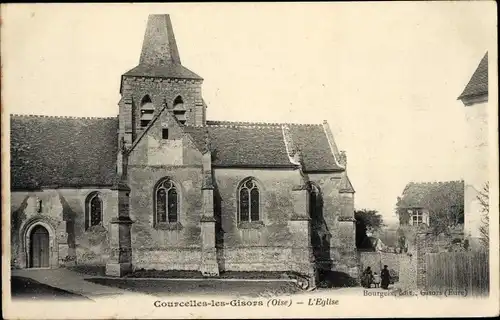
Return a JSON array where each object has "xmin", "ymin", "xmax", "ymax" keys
[
  {"xmin": 68, "ymin": 265, "xmax": 300, "ymax": 281},
  {"xmin": 69, "ymin": 265, "xmax": 363, "ymax": 291},
  {"xmin": 72, "ymin": 266, "xmax": 303, "ymax": 297},
  {"xmin": 67, "ymin": 265, "xmax": 106, "ymax": 276},
  {"xmin": 85, "ymin": 278, "xmax": 300, "ymax": 298},
  {"xmin": 127, "ymin": 269, "xmax": 293, "ymax": 280},
  {"xmin": 317, "ymin": 270, "xmax": 359, "ymax": 288}
]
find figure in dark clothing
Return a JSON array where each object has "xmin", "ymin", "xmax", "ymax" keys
[
  {"xmin": 361, "ymin": 267, "xmax": 373, "ymax": 288},
  {"xmin": 381, "ymin": 265, "xmax": 390, "ymax": 289}
]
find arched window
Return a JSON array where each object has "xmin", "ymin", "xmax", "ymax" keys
[
  {"xmin": 238, "ymin": 178, "xmax": 260, "ymax": 222},
  {"xmin": 140, "ymin": 95, "xmax": 155, "ymax": 128},
  {"xmin": 309, "ymin": 183, "xmax": 321, "ymax": 219},
  {"xmin": 173, "ymin": 96, "xmax": 186, "ymax": 125},
  {"xmin": 155, "ymin": 178, "xmax": 179, "ymax": 225},
  {"xmin": 85, "ymin": 192, "xmax": 103, "ymax": 230},
  {"xmin": 173, "ymin": 96, "xmax": 184, "ymax": 108}
]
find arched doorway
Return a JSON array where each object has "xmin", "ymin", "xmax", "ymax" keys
[{"xmin": 30, "ymin": 225, "xmax": 50, "ymax": 268}]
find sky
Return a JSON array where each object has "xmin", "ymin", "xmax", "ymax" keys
[{"xmin": 2, "ymin": 2, "xmax": 496, "ymax": 223}]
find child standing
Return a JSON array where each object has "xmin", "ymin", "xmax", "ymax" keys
[{"xmin": 372, "ymin": 272, "xmax": 381, "ymax": 288}]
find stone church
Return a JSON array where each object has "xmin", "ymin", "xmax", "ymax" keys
[{"xmin": 10, "ymin": 14, "xmax": 356, "ymax": 286}]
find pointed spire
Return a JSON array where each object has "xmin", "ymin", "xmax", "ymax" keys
[
  {"xmin": 122, "ymin": 14, "xmax": 202, "ymax": 82},
  {"xmin": 139, "ymin": 14, "xmax": 181, "ymax": 66}
]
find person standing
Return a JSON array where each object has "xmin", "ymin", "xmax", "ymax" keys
[
  {"xmin": 361, "ymin": 267, "xmax": 373, "ymax": 288},
  {"xmin": 372, "ymin": 272, "xmax": 381, "ymax": 288},
  {"xmin": 381, "ymin": 265, "xmax": 390, "ymax": 289}
]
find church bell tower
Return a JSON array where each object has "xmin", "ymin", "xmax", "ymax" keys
[{"xmin": 118, "ymin": 14, "xmax": 206, "ymax": 150}]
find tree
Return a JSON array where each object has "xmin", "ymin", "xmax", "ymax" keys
[
  {"xmin": 477, "ymin": 182, "xmax": 489, "ymax": 248},
  {"xmin": 355, "ymin": 209, "xmax": 384, "ymax": 249},
  {"xmin": 428, "ymin": 198, "xmax": 464, "ymax": 235}
]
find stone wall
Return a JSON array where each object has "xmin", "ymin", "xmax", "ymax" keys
[
  {"xmin": 414, "ymin": 229, "xmax": 466, "ymax": 289},
  {"xmin": 308, "ymin": 172, "xmax": 357, "ymax": 275},
  {"xmin": 134, "ymin": 248, "xmax": 202, "ymax": 271},
  {"xmin": 358, "ymin": 252, "xmax": 401, "ymax": 274},
  {"xmin": 210, "ymin": 168, "xmax": 356, "ymax": 277},
  {"xmin": 213, "ymin": 168, "xmax": 302, "ymax": 272},
  {"xmin": 127, "ymin": 165, "xmax": 204, "ymax": 270},
  {"xmin": 120, "ymin": 76, "xmax": 205, "ymax": 147},
  {"xmin": 127, "ymin": 106, "xmax": 205, "ymax": 270},
  {"xmin": 217, "ymin": 247, "xmax": 293, "ymax": 272},
  {"xmin": 127, "ymin": 165, "xmax": 350, "ymax": 276},
  {"xmin": 11, "ymin": 188, "xmax": 116, "ymax": 268},
  {"xmin": 122, "ymin": 103, "xmax": 355, "ymax": 276},
  {"xmin": 357, "ymin": 250, "xmax": 417, "ymax": 290},
  {"xmin": 397, "ymin": 254, "xmax": 417, "ymax": 289},
  {"xmin": 396, "ymin": 226, "xmax": 433, "ymax": 289},
  {"xmin": 128, "ymin": 107, "xmax": 203, "ymax": 167}
]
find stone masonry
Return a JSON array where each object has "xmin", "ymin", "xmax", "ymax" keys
[{"xmin": 10, "ymin": 14, "xmax": 357, "ymax": 289}]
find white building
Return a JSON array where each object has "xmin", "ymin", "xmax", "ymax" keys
[{"xmin": 458, "ymin": 52, "xmax": 488, "ymax": 247}]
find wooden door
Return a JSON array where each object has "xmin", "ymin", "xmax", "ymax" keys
[{"xmin": 30, "ymin": 225, "xmax": 49, "ymax": 268}]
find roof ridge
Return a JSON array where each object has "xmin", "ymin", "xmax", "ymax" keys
[
  {"xmin": 409, "ymin": 180, "xmax": 464, "ymax": 185},
  {"xmin": 457, "ymin": 52, "xmax": 488, "ymax": 100},
  {"xmin": 126, "ymin": 100, "xmax": 168, "ymax": 154},
  {"xmin": 10, "ymin": 114, "xmax": 118, "ymax": 120},
  {"xmin": 206, "ymin": 120, "xmax": 323, "ymax": 127},
  {"xmin": 281, "ymin": 124, "xmax": 301, "ymax": 166},
  {"xmin": 321, "ymin": 121, "xmax": 345, "ymax": 170}
]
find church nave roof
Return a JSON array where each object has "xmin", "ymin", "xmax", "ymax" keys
[
  {"xmin": 10, "ymin": 114, "xmax": 119, "ymax": 189},
  {"xmin": 185, "ymin": 121, "xmax": 345, "ymax": 172}
]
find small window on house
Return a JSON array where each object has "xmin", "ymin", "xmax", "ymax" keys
[
  {"xmin": 140, "ymin": 95, "xmax": 155, "ymax": 128},
  {"xmin": 85, "ymin": 192, "xmax": 103, "ymax": 230},
  {"xmin": 411, "ymin": 209, "xmax": 424, "ymax": 226},
  {"xmin": 238, "ymin": 178, "xmax": 260, "ymax": 222},
  {"xmin": 162, "ymin": 128, "xmax": 169, "ymax": 139},
  {"xmin": 155, "ymin": 178, "xmax": 179, "ymax": 225}
]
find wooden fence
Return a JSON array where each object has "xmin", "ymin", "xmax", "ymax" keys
[{"xmin": 425, "ymin": 251, "xmax": 489, "ymax": 296}]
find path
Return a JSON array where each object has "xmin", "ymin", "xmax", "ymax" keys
[{"xmin": 11, "ymin": 268, "xmax": 150, "ymax": 300}]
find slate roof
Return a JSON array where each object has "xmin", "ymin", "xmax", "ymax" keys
[
  {"xmin": 185, "ymin": 121, "xmax": 344, "ymax": 172},
  {"xmin": 458, "ymin": 52, "xmax": 488, "ymax": 100},
  {"xmin": 339, "ymin": 174, "xmax": 355, "ymax": 193},
  {"xmin": 10, "ymin": 115, "xmax": 344, "ymax": 189},
  {"xmin": 121, "ymin": 15, "xmax": 203, "ymax": 82},
  {"xmin": 122, "ymin": 64, "xmax": 202, "ymax": 80},
  {"xmin": 287, "ymin": 124, "xmax": 341, "ymax": 172},
  {"xmin": 397, "ymin": 181, "xmax": 464, "ymax": 208},
  {"xmin": 10, "ymin": 115, "xmax": 118, "ymax": 189}
]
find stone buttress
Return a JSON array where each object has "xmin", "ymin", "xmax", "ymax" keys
[
  {"xmin": 290, "ymin": 153, "xmax": 317, "ymax": 288},
  {"xmin": 199, "ymin": 132, "xmax": 219, "ymax": 276},
  {"xmin": 106, "ymin": 141, "xmax": 134, "ymax": 276}
]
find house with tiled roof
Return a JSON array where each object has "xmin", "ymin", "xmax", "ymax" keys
[
  {"xmin": 458, "ymin": 53, "xmax": 488, "ymax": 106},
  {"xmin": 10, "ymin": 14, "xmax": 356, "ymax": 287},
  {"xmin": 396, "ymin": 181, "xmax": 464, "ymax": 228},
  {"xmin": 458, "ymin": 52, "xmax": 489, "ymax": 247}
]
